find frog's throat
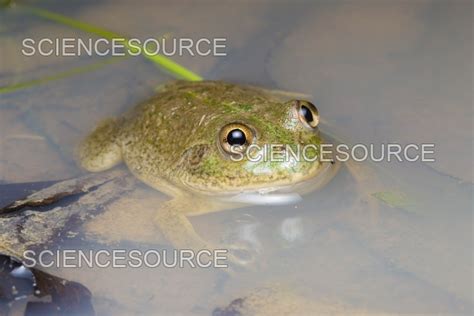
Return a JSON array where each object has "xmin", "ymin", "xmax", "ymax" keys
[
  {"xmin": 184, "ymin": 159, "xmax": 340, "ymax": 199},
  {"xmin": 221, "ymin": 160, "xmax": 340, "ymax": 206}
]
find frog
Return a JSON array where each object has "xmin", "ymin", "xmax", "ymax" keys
[{"xmin": 77, "ymin": 80, "xmax": 340, "ymax": 266}]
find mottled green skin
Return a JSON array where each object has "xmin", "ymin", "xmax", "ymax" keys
[{"xmin": 79, "ymin": 81, "xmax": 323, "ymax": 196}]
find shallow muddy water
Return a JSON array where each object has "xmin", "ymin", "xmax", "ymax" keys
[{"xmin": 0, "ymin": 0, "xmax": 472, "ymax": 315}]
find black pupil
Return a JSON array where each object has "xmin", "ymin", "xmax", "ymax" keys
[
  {"xmin": 300, "ymin": 105, "xmax": 314, "ymax": 123},
  {"xmin": 227, "ymin": 129, "xmax": 246, "ymax": 146}
]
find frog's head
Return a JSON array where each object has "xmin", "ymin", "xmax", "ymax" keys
[{"xmin": 176, "ymin": 99, "xmax": 329, "ymax": 195}]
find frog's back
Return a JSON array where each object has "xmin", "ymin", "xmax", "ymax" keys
[
  {"xmin": 118, "ymin": 81, "xmax": 279, "ymax": 190},
  {"xmin": 132, "ymin": 81, "xmax": 277, "ymax": 113}
]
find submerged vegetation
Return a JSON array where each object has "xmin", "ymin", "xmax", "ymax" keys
[{"xmin": 0, "ymin": 4, "xmax": 202, "ymax": 94}]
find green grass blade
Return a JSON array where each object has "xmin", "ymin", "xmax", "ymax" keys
[
  {"xmin": 0, "ymin": 57, "xmax": 123, "ymax": 94},
  {"xmin": 21, "ymin": 5, "xmax": 203, "ymax": 81},
  {"xmin": 372, "ymin": 191, "xmax": 416, "ymax": 212}
]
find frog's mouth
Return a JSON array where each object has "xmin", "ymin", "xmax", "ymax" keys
[
  {"xmin": 220, "ymin": 159, "xmax": 340, "ymax": 205},
  {"xmin": 187, "ymin": 158, "xmax": 340, "ymax": 206}
]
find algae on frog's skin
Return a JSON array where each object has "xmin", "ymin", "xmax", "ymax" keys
[{"xmin": 198, "ymin": 152, "xmax": 221, "ymax": 176}]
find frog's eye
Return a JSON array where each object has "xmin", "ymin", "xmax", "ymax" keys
[
  {"xmin": 219, "ymin": 123, "xmax": 254, "ymax": 155},
  {"xmin": 294, "ymin": 100, "xmax": 319, "ymax": 129}
]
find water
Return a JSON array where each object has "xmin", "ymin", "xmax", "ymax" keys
[{"xmin": 0, "ymin": 0, "xmax": 472, "ymax": 315}]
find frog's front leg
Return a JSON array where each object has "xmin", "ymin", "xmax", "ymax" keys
[
  {"xmin": 77, "ymin": 118, "xmax": 123, "ymax": 172},
  {"xmin": 153, "ymin": 197, "xmax": 254, "ymax": 268},
  {"xmin": 154, "ymin": 198, "xmax": 209, "ymax": 250}
]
